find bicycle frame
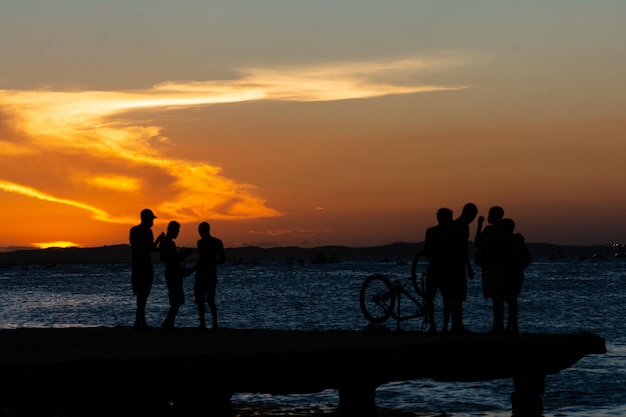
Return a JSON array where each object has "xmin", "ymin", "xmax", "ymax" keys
[
  {"xmin": 359, "ymin": 250, "xmax": 431, "ymax": 331},
  {"xmin": 390, "ymin": 277, "xmax": 428, "ymax": 331}
]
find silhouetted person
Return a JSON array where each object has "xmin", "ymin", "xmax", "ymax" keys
[
  {"xmin": 449, "ymin": 202, "xmax": 478, "ymax": 334},
  {"xmin": 489, "ymin": 218, "xmax": 531, "ymax": 334},
  {"xmin": 129, "ymin": 208, "xmax": 164, "ymax": 331},
  {"xmin": 195, "ymin": 222, "xmax": 226, "ymax": 330},
  {"xmin": 474, "ymin": 205, "xmax": 505, "ymax": 334},
  {"xmin": 160, "ymin": 220, "xmax": 194, "ymax": 330},
  {"xmin": 424, "ymin": 207, "xmax": 454, "ymax": 334}
]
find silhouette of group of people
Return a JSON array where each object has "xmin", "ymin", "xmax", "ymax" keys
[
  {"xmin": 129, "ymin": 208, "xmax": 225, "ymax": 332},
  {"xmin": 423, "ymin": 203, "xmax": 531, "ymax": 335},
  {"xmin": 130, "ymin": 204, "xmax": 530, "ymax": 334}
]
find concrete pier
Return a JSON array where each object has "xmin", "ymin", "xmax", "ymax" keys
[{"xmin": 0, "ymin": 327, "xmax": 606, "ymax": 416}]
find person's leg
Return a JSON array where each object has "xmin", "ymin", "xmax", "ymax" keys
[
  {"xmin": 450, "ymin": 275, "xmax": 467, "ymax": 333},
  {"xmin": 208, "ymin": 281, "xmax": 218, "ymax": 329},
  {"xmin": 442, "ymin": 298, "xmax": 450, "ymax": 333},
  {"xmin": 491, "ymin": 298, "xmax": 504, "ymax": 334},
  {"xmin": 451, "ymin": 300, "xmax": 464, "ymax": 332},
  {"xmin": 426, "ymin": 298, "xmax": 436, "ymax": 333},
  {"xmin": 162, "ymin": 278, "xmax": 176, "ymax": 328},
  {"xmin": 194, "ymin": 278, "xmax": 207, "ymax": 328},
  {"xmin": 162, "ymin": 304, "xmax": 180, "ymax": 329},
  {"xmin": 196, "ymin": 303, "xmax": 205, "ymax": 328},
  {"xmin": 440, "ymin": 280, "xmax": 451, "ymax": 333},
  {"xmin": 424, "ymin": 277, "xmax": 438, "ymax": 332},
  {"xmin": 507, "ymin": 298, "xmax": 519, "ymax": 334},
  {"xmin": 135, "ymin": 294, "xmax": 147, "ymax": 329}
]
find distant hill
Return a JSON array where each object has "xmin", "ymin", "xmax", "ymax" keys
[
  {"xmin": 0, "ymin": 245, "xmax": 134, "ymax": 265},
  {"xmin": 0, "ymin": 242, "xmax": 614, "ymax": 266},
  {"xmin": 0, "ymin": 243, "xmax": 423, "ymax": 266}
]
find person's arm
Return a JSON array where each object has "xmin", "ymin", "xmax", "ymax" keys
[
  {"xmin": 465, "ymin": 241, "xmax": 474, "ymax": 279},
  {"xmin": 177, "ymin": 247, "xmax": 193, "ymax": 262},
  {"xmin": 518, "ymin": 234, "xmax": 532, "ymax": 269},
  {"xmin": 153, "ymin": 232, "xmax": 165, "ymax": 250},
  {"xmin": 216, "ymin": 240, "xmax": 226, "ymax": 265},
  {"xmin": 159, "ymin": 239, "xmax": 174, "ymax": 264},
  {"xmin": 423, "ymin": 229, "xmax": 431, "ymax": 260},
  {"xmin": 474, "ymin": 216, "xmax": 485, "ymax": 247}
]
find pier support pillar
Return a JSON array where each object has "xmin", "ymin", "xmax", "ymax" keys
[
  {"xmin": 153, "ymin": 384, "xmax": 232, "ymax": 417},
  {"xmin": 337, "ymin": 383, "xmax": 378, "ymax": 417},
  {"xmin": 178, "ymin": 389, "xmax": 232, "ymax": 417},
  {"xmin": 511, "ymin": 374, "xmax": 545, "ymax": 417}
]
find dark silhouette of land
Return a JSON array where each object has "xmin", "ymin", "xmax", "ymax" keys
[{"xmin": 0, "ymin": 242, "xmax": 618, "ymax": 266}]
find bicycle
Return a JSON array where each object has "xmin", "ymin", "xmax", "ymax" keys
[{"xmin": 359, "ymin": 250, "xmax": 433, "ymax": 331}]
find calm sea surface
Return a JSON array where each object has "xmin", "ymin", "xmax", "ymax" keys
[{"xmin": 0, "ymin": 256, "xmax": 624, "ymax": 417}]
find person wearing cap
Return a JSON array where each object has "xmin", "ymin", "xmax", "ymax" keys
[{"xmin": 129, "ymin": 208, "xmax": 164, "ymax": 331}]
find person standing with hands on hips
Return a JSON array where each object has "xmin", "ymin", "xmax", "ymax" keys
[{"xmin": 194, "ymin": 222, "xmax": 226, "ymax": 330}]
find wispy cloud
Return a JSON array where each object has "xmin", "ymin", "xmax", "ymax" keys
[
  {"xmin": 0, "ymin": 181, "xmax": 117, "ymax": 222},
  {"xmin": 0, "ymin": 56, "xmax": 472, "ymax": 225},
  {"xmin": 156, "ymin": 57, "xmax": 472, "ymax": 102}
]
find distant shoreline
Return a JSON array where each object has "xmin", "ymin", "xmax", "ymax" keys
[{"xmin": 0, "ymin": 242, "xmax": 619, "ymax": 266}]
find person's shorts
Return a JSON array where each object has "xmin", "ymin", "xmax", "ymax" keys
[
  {"xmin": 131, "ymin": 271, "xmax": 153, "ymax": 297},
  {"xmin": 168, "ymin": 286, "xmax": 185, "ymax": 306},
  {"xmin": 481, "ymin": 268, "xmax": 498, "ymax": 299},
  {"xmin": 194, "ymin": 273, "xmax": 217, "ymax": 304},
  {"xmin": 164, "ymin": 272, "xmax": 185, "ymax": 306},
  {"xmin": 501, "ymin": 271, "xmax": 524, "ymax": 302},
  {"xmin": 440, "ymin": 265, "xmax": 467, "ymax": 302}
]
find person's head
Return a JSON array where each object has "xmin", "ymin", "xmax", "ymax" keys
[
  {"xmin": 140, "ymin": 208, "xmax": 157, "ymax": 226},
  {"xmin": 198, "ymin": 221, "xmax": 211, "ymax": 239},
  {"xmin": 166, "ymin": 221, "xmax": 181, "ymax": 239},
  {"xmin": 459, "ymin": 203, "xmax": 478, "ymax": 223},
  {"xmin": 436, "ymin": 208, "xmax": 453, "ymax": 225},
  {"xmin": 500, "ymin": 218, "xmax": 515, "ymax": 236},
  {"xmin": 487, "ymin": 206, "xmax": 504, "ymax": 224}
]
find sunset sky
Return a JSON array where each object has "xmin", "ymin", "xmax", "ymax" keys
[{"xmin": 1, "ymin": 1, "xmax": 625, "ymax": 250}]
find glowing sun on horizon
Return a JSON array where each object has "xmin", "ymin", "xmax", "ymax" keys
[{"xmin": 33, "ymin": 241, "xmax": 80, "ymax": 249}]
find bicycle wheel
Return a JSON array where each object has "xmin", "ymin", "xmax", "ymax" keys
[
  {"xmin": 411, "ymin": 250, "xmax": 428, "ymax": 297},
  {"xmin": 360, "ymin": 274, "xmax": 395, "ymax": 323}
]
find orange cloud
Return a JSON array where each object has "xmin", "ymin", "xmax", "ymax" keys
[
  {"xmin": 82, "ymin": 175, "xmax": 141, "ymax": 192},
  {"xmin": 0, "ymin": 181, "xmax": 119, "ymax": 223},
  {"xmin": 0, "ymin": 56, "xmax": 473, "ymax": 228}
]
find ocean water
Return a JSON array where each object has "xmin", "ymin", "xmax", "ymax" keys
[{"xmin": 0, "ymin": 256, "xmax": 624, "ymax": 417}]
